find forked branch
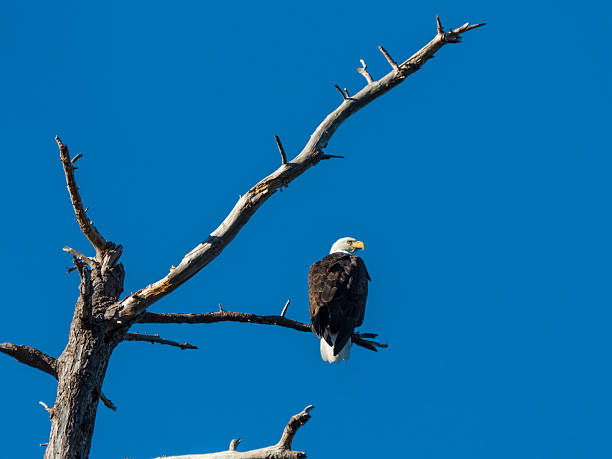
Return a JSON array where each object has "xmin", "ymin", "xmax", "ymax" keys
[
  {"xmin": 137, "ymin": 309, "xmax": 388, "ymax": 352},
  {"xmin": 56, "ymin": 136, "xmax": 109, "ymax": 258},
  {"xmin": 155, "ymin": 405, "xmax": 313, "ymax": 459},
  {"xmin": 108, "ymin": 16, "xmax": 484, "ymax": 324}
]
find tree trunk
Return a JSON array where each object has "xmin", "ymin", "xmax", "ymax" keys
[{"xmin": 45, "ymin": 264, "xmax": 125, "ymax": 459}]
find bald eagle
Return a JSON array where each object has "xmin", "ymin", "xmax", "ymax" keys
[{"xmin": 308, "ymin": 237, "xmax": 370, "ymax": 363}]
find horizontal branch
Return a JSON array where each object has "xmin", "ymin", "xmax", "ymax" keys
[
  {"xmin": 137, "ymin": 309, "xmax": 387, "ymax": 352},
  {"xmin": 124, "ymin": 332, "xmax": 198, "ymax": 350},
  {"xmin": 56, "ymin": 136, "xmax": 109, "ymax": 258},
  {"xmin": 0, "ymin": 343, "xmax": 58, "ymax": 378},
  {"xmin": 109, "ymin": 17, "xmax": 484, "ymax": 321},
  {"xmin": 155, "ymin": 405, "xmax": 313, "ymax": 459}
]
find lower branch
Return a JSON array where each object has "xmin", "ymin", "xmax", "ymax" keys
[
  {"xmin": 0, "ymin": 343, "xmax": 116, "ymax": 411},
  {"xmin": 138, "ymin": 310, "xmax": 387, "ymax": 352},
  {"xmin": 0, "ymin": 343, "xmax": 58, "ymax": 378},
  {"xmin": 155, "ymin": 405, "xmax": 313, "ymax": 459}
]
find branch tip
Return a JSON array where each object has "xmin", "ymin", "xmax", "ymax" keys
[
  {"xmin": 357, "ymin": 59, "xmax": 374, "ymax": 84},
  {"xmin": 274, "ymin": 135, "xmax": 288, "ymax": 165},
  {"xmin": 99, "ymin": 391, "xmax": 117, "ymax": 411},
  {"xmin": 334, "ymin": 84, "xmax": 348, "ymax": 100},
  {"xmin": 378, "ymin": 45, "xmax": 399, "ymax": 70},
  {"xmin": 278, "ymin": 404, "xmax": 315, "ymax": 450},
  {"xmin": 320, "ymin": 153, "xmax": 345, "ymax": 160},
  {"xmin": 436, "ymin": 14, "xmax": 444, "ymax": 34},
  {"xmin": 229, "ymin": 438, "xmax": 242, "ymax": 451},
  {"xmin": 280, "ymin": 299, "xmax": 291, "ymax": 317}
]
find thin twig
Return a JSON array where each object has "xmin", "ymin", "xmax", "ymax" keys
[
  {"xmin": 280, "ymin": 299, "xmax": 291, "ymax": 317},
  {"xmin": 71, "ymin": 153, "xmax": 83, "ymax": 164},
  {"xmin": 378, "ymin": 45, "xmax": 399, "ymax": 70},
  {"xmin": 334, "ymin": 84, "xmax": 348, "ymax": 100},
  {"xmin": 98, "ymin": 391, "xmax": 117, "ymax": 411},
  {"xmin": 124, "ymin": 332, "xmax": 198, "ymax": 350},
  {"xmin": 229, "ymin": 439, "xmax": 242, "ymax": 451},
  {"xmin": 274, "ymin": 136, "xmax": 288, "ymax": 165},
  {"xmin": 63, "ymin": 246, "xmax": 96, "ymax": 267},
  {"xmin": 357, "ymin": 59, "xmax": 374, "ymax": 84},
  {"xmin": 320, "ymin": 153, "xmax": 345, "ymax": 160},
  {"xmin": 39, "ymin": 401, "xmax": 52, "ymax": 414},
  {"xmin": 436, "ymin": 14, "xmax": 444, "ymax": 34}
]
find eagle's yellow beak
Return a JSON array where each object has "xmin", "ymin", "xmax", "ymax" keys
[{"xmin": 351, "ymin": 240, "xmax": 365, "ymax": 250}]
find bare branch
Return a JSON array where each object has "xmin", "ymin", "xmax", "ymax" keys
[
  {"xmin": 0, "ymin": 343, "xmax": 58, "ymax": 378},
  {"xmin": 378, "ymin": 45, "xmax": 399, "ymax": 70},
  {"xmin": 280, "ymin": 299, "xmax": 291, "ymax": 317},
  {"xmin": 436, "ymin": 14, "xmax": 444, "ymax": 34},
  {"xmin": 98, "ymin": 391, "xmax": 117, "ymax": 411},
  {"xmin": 56, "ymin": 136, "xmax": 109, "ymax": 258},
  {"xmin": 123, "ymin": 332, "xmax": 198, "ymax": 350},
  {"xmin": 155, "ymin": 405, "xmax": 313, "ymax": 459},
  {"xmin": 137, "ymin": 309, "xmax": 387, "ymax": 352},
  {"xmin": 229, "ymin": 439, "xmax": 241, "ymax": 451},
  {"xmin": 63, "ymin": 246, "xmax": 96, "ymax": 267},
  {"xmin": 319, "ymin": 153, "xmax": 345, "ymax": 160},
  {"xmin": 334, "ymin": 84, "xmax": 348, "ymax": 101},
  {"xmin": 108, "ymin": 17, "xmax": 484, "ymax": 322},
  {"xmin": 39, "ymin": 401, "xmax": 53, "ymax": 415},
  {"xmin": 277, "ymin": 405, "xmax": 313, "ymax": 450},
  {"xmin": 357, "ymin": 59, "xmax": 374, "ymax": 84},
  {"xmin": 71, "ymin": 153, "xmax": 83, "ymax": 164},
  {"xmin": 274, "ymin": 136, "xmax": 288, "ymax": 165}
]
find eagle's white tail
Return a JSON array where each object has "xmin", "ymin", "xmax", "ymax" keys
[{"xmin": 320, "ymin": 333, "xmax": 351, "ymax": 363}]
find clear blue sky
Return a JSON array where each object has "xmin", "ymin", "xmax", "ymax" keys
[{"xmin": 1, "ymin": 1, "xmax": 610, "ymax": 458}]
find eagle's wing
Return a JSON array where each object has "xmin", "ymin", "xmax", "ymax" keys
[
  {"xmin": 309, "ymin": 253, "xmax": 370, "ymax": 354},
  {"xmin": 347, "ymin": 256, "xmax": 369, "ymax": 328}
]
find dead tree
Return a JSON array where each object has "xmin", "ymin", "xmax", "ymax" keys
[{"xmin": 1, "ymin": 16, "xmax": 483, "ymax": 459}]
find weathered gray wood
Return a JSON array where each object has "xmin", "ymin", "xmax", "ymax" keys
[{"xmin": 156, "ymin": 406, "xmax": 313, "ymax": 459}]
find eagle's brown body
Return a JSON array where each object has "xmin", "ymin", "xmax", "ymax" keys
[{"xmin": 308, "ymin": 252, "xmax": 370, "ymax": 358}]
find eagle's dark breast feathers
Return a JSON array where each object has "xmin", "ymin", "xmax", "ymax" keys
[{"xmin": 308, "ymin": 252, "xmax": 370, "ymax": 355}]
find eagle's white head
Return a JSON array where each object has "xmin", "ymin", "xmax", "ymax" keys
[{"xmin": 330, "ymin": 237, "xmax": 365, "ymax": 255}]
